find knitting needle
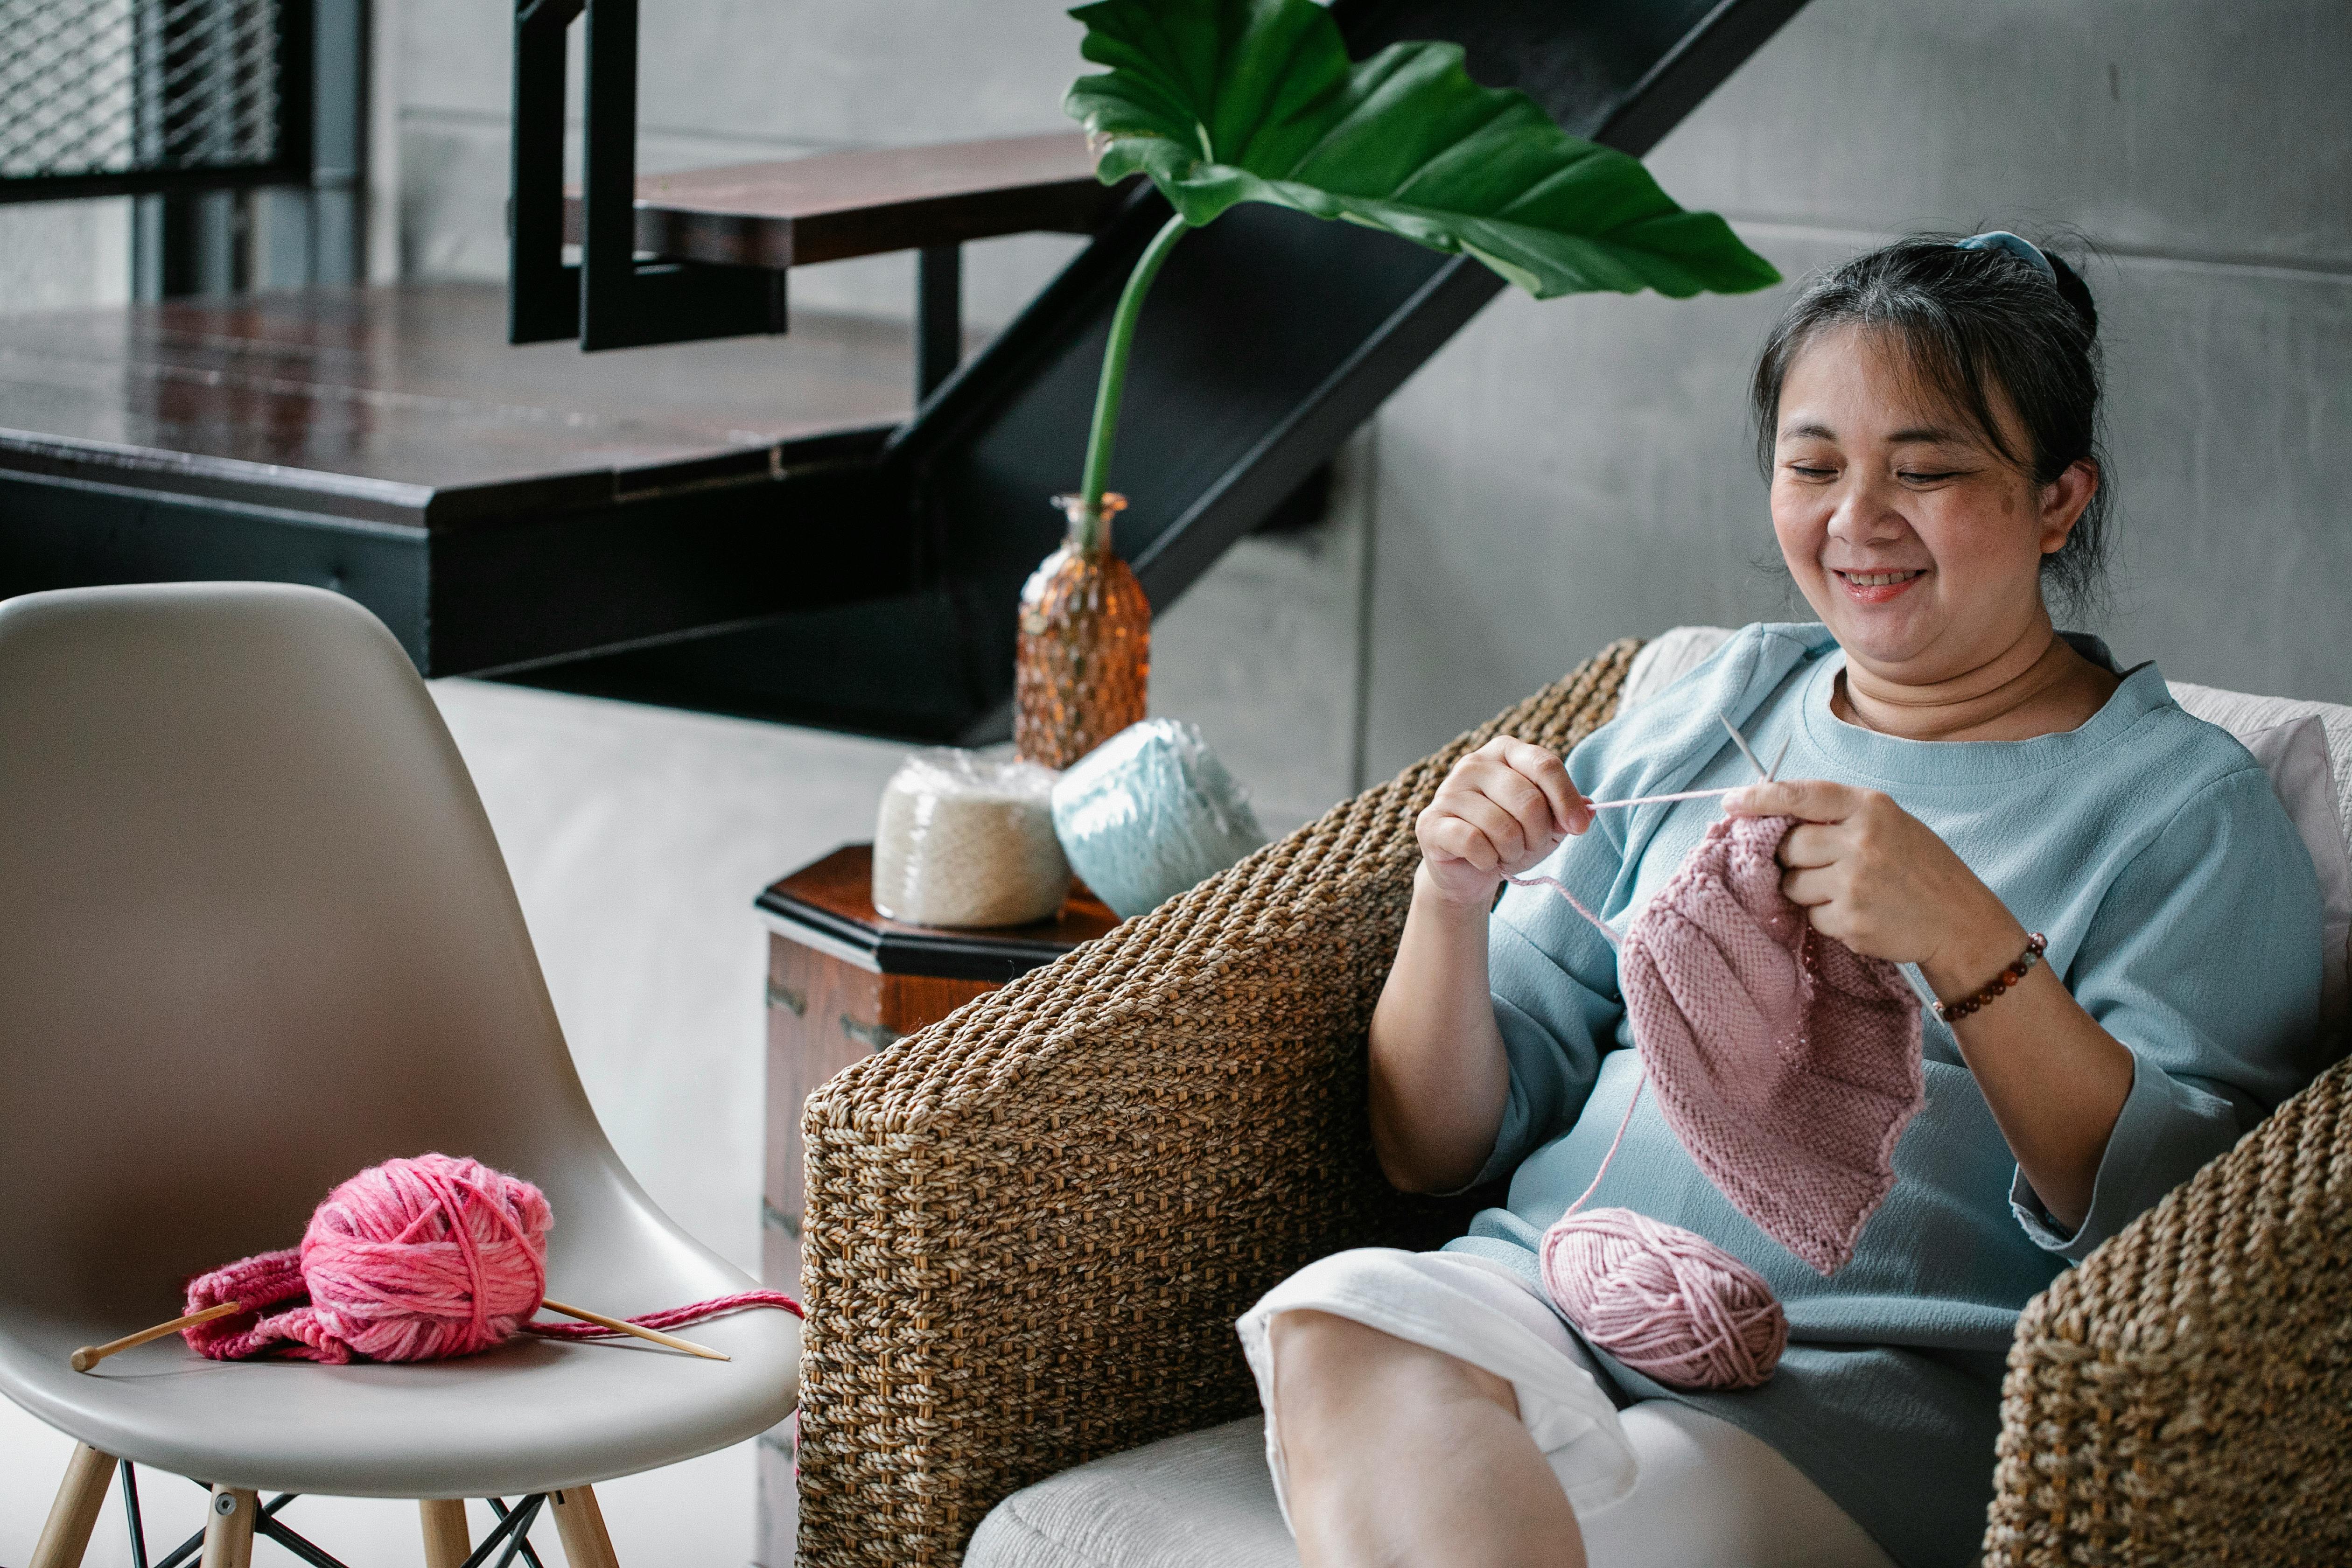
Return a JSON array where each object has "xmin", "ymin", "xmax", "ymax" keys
[
  {"xmin": 1729, "ymin": 723, "xmax": 1929, "ymax": 1000},
  {"xmin": 1728, "ymin": 717, "xmax": 1793, "ymax": 784},
  {"xmin": 1718, "ymin": 714, "xmax": 1772, "ymax": 781},
  {"xmin": 538, "ymin": 1298, "xmax": 731, "ymax": 1362},
  {"xmin": 1513, "ymin": 720, "xmax": 1794, "ymax": 938},
  {"xmin": 1899, "ymin": 964, "xmax": 1946, "ymax": 1011},
  {"xmin": 1577, "ymin": 731, "xmax": 1789, "ymax": 813},
  {"xmin": 70, "ymin": 1301, "xmax": 245, "ymax": 1372},
  {"xmin": 1580, "ymin": 785, "xmax": 1743, "ymax": 812}
]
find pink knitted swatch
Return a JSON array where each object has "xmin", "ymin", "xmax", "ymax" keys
[{"xmin": 1619, "ymin": 814, "xmax": 1924, "ymax": 1274}]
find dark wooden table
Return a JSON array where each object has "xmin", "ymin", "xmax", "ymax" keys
[
  {"xmin": 0, "ymin": 281, "xmax": 915, "ymax": 531},
  {"xmin": 753, "ymin": 843, "xmax": 1119, "ymax": 1296},
  {"xmin": 0, "ymin": 283, "xmax": 923, "ymax": 677}
]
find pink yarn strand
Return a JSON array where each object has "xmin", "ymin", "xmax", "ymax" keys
[
  {"xmin": 1561, "ymin": 1069, "xmax": 1645, "ymax": 1219},
  {"xmin": 1503, "ymin": 874, "xmax": 1620, "ymax": 948}
]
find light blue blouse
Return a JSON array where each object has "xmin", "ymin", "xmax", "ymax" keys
[{"xmin": 1444, "ymin": 623, "xmax": 2326, "ymax": 1568}]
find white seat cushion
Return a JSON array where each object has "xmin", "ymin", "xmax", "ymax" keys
[
  {"xmin": 967, "ymin": 1396, "xmax": 1907, "ymax": 1568},
  {"xmin": 2164, "ymin": 685, "xmax": 2352, "ymax": 1029},
  {"xmin": 966, "ymin": 1418, "xmax": 1297, "ymax": 1568}
]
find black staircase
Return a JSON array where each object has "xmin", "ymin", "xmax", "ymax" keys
[{"xmin": 500, "ymin": 0, "xmax": 1810, "ymax": 741}]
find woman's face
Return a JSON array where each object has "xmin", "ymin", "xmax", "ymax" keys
[{"xmin": 1769, "ymin": 325, "xmax": 2094, "ymax": 684}]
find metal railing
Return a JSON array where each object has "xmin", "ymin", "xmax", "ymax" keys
[{"xmin": 0, "ymin": 0, "xmax": 312, "ymax": 203}]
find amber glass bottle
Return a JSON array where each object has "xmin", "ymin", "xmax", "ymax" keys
[{"xmin": 1013, "ymin": 492, "xmax": 1150, "ymax": 769}]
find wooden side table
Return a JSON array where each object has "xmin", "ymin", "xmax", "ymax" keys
[{"xmin": 752, "ymin": 843, "xmax": 1119, "ymax": 1297}]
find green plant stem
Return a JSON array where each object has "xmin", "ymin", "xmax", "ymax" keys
[{"xmin": 1077, "ymin": 211, "xmax": 1190, "ymax": 547}]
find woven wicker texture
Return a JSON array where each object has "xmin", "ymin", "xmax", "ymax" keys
[
  {"xmin": 798, "ymin": 631, "xmax": 2347, "ymax": 1566},
  {"xmin": 795, "ymin": 640, "xmax": 1639, "ymax": 1567},
  {"xmin": 1983, "ymin": 1050, "xmax": 2352, "ymax": 1565}
]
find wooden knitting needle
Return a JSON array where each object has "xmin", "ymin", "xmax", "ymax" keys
[
  {"xmin": 539, "ymin": 1299, "xmax": 730, "ymax": 1362},
  {"xmin": 71, "ymin": 1299, "xmax": 728, "ymax": 1369},
  {"xmin": 70, "ymin": 1301, "xmax": 245, "ymax": 1372}
]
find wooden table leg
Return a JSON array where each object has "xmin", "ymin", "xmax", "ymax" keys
[
  {"xmin": 198, "ymin": 1486, "xmax": 257, "ymax": 1568},
  {"xmin": 551, "ymin": 1484, "xmax": 620, "ymax": 1568},
  {"xmin": 28, "ymin": 1443, "xmax": 116, "ymax": 1568},
  {"xmin": 419, "ymin": 1499, "xmax": 472, "ymax": 1568}
]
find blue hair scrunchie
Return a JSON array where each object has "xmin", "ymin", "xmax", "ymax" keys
[{"xmin": 1955, "ymin": 230, "xmax": 2056, "ymax": 280}]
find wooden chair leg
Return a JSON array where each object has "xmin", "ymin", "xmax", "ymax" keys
[
  {"xmin": 419, "ymin": 1499, "xmax": 471, "ymax": 1568},
  {"xmin": 550, "ymin": 1484, "xmax": 620, "ymax": 1568},
  {"xmin": 198, "ymin": 1486, "xmax": 257, "ymax": 1568},
  {"xmin": 28, "ymin": 1442, "xmax": 117, "ymax": 1568}
]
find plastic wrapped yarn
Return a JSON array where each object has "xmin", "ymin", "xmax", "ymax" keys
[
  {"xmin": 1049, "ymin": 719, "xmax": 1267, "ymax": 919},
  {"xmin": 872, "ymin": 749, "xmax": 1071, "ymax": 928}
]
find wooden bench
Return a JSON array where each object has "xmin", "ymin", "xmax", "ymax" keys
[{"xmin": 562, "ymin": 132, "xmax": 1117, "ymax": 271}]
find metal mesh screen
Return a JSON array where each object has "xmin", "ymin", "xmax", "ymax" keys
[{"xmin": 0, "ymin": 0, "xmax": 287, "ymax": 182}]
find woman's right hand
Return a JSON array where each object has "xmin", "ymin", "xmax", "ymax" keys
[{"xmin": 1414, "ymin": 736, "xmax": 1593, "ymax": 912}]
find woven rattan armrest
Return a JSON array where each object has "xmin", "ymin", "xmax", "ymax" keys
[
  {"xmin": 1984, "ymin": 1050, "xmax": 2352, "ymax": 1565},
  {"xmin": 792, "ymin": 641, "xmax": 1639, "ymax": 1568}
]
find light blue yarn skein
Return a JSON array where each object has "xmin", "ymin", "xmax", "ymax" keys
[{"xmin": 1050, "ymin": 719, "xmax": 1268, "ymax": 919}]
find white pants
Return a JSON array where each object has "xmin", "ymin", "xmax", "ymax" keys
[{"xmin": 1235, "ymin": 1248, "xmax": 1897, "ymax": 1568}]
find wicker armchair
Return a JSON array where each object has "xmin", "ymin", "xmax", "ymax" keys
[{"xmin": 796, "ymin": 640, "xmax": 2352, "ymax": 1568}]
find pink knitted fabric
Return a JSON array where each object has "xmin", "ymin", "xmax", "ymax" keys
[
  {"xmin": 187, "ymin": 1154, "xmax": 551, "ymax": 1363},
  {"xmin": 181, "ymin": 1152, "xmax": 804, "ymax": 1365},
  {"xmin": 1619, "ymin": 814, "xmax": 1925, "ymax": 1274}
]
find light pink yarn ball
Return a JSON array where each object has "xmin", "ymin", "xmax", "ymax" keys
[
  {"xmin": 289, "ymin": 1153, "xmax": 553, "ymax": 1363},
  {"xmin": 1540, "ymin": 1207, "xmax": 1787, "ymax": 1391}
]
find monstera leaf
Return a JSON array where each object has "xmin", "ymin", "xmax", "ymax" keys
[{"xmin": 1064, "ymin": 0, "xmax": 1779, "ymax": 300}]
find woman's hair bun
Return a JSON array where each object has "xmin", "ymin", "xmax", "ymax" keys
[{"xmin": 2044, "ymin": 251, "xmax": 2098, "ymax": 336}]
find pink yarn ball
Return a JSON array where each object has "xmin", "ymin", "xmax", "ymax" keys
[
  {"xmin": 283, "ymin": 1153, "xmax": 553, "ymax": 1363},
  {"xmin": 1540, "ymin": 1207, "xmax": 1787, "ymax": 1391}
]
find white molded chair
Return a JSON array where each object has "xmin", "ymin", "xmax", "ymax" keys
[{"xmin": 0, "ymin": 583, "xmax": 799, "ymax": 1568}]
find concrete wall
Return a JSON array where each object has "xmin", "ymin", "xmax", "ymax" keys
[
  {"xmin": 0, "ymin": 199, "xmax": 130, "ymax": 314},
  {"xmin": 1363, "ymin": 0, "xmax": 2352, "ymax": 774}
]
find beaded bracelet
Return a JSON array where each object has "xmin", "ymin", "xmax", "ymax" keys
[{"xmin": 1934, "ymin": 932, "xmax": 2048, "ymax": 1023}]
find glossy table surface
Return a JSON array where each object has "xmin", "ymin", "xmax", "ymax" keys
[{"xmin": 0, "ymin": 283, "xmax": 919, "ymax": 530}]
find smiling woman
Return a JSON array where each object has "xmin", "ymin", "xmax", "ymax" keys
[
  {"xmin": 1235, "ymin": 230, "xmax": 2330, "ymax": 1568},
  {"xmin": 1753, "ymin": 237, "xmax": 2114, "ymax": 715}
]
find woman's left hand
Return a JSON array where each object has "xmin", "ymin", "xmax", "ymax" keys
[{"xmin": 1725, "ymin": 778, "xmax": 2024, "ymax": 980}]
